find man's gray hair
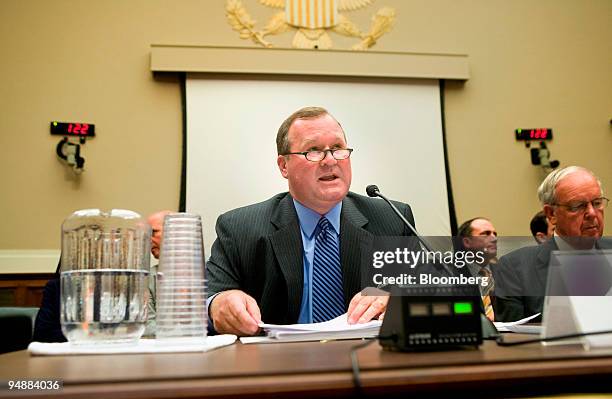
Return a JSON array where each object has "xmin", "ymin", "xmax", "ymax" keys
[
  {"xmin": 276, "ymin": 106, "xmax": 345, "ymax": 155},
  {"xmin": 537, "ymin": 166, "xmax": 603, "ymax": 205}
]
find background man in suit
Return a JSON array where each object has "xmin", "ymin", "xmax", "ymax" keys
[
  {"xmin": 32, "ymin": 261, "xmax": 63, "ymax": 342},
  {"xmin": 144, "ymin": 210, "xmax": 172, "ymax": 336},
  {"xmin": 149, "ymin": 210, "xmax": 172, "ymax": 260},
  {"xmin": 455, "ymin": 217, "xmax": 498, "ymax": 321},
  {"xmin": 530, "ymin": 211, "xmax": 554, "ymax": 244},
  {"xmin": 207, "ymin": 106, "xmax": 416, "ymax": 336},
  {"xmin": 456, "ymin": 217, "xmax": 498, "ymax": 263},
  {"xmin": 495, "ymin": 166, "xmax": 609, "ymax": 322}
]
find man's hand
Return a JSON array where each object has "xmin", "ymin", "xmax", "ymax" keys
[
  {"xmin": 347, "ymin": 288, "xmax": 389, "ymax": 324},
  {"xmin": 209, "ymin": 289, "xmax": 262, "ymax": 336}
]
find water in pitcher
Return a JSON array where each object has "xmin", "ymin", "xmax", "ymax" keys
[
  {"xmin": 60, "ymin": 269, "xmax": 149, "ymax": 344},
  {"xmin": 60, "ymin": 209, "xmax": 151, "ymax": 344}
]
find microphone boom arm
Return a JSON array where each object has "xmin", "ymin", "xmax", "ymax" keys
[{"xmin": 366, "ymin": 185, "xmax": 434, "ymax": 252}]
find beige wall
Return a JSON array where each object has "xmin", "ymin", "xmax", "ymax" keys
[{"xmin": 1, "ymin": 0, "xmax": 610, "ymax": 257}]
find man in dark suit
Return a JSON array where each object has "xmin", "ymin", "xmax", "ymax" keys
[
  {"xmin": 207, "ymin": 106, "xmax": 416, "ymax": 336},
  {"xmin": 494, "ymin": 166, "xmax": 609, "ymax": 322},
  {"xmin": 530, "ymin": 210, "xmax": 554, "ymax": 244},
  {"xmin": 32, "ymin": 262, "xmax": 64, "ymax": 343}
]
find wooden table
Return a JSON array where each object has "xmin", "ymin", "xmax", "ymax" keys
[{"xmin": 1, "ymin": 336, "xmax": 612, "ymax": 398}]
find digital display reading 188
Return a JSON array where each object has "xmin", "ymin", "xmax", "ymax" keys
[
  {"xmin": 50, "ymin": 121, "xmax": 95, "ymax": 137},
  {"xmin": 515, "ymin": 128, "xmax": 552, "ymax": 141}
]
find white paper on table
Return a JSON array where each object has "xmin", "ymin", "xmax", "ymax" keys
[
  {"xmin": 494, "ymin": 313, "xmax": 541, "ymax": 334},
  {"xmin": 28, "ymin": 335, "xmax": 237, "ymax": 356},
  {"xmin": 259, "ymin": 313, "xmax": 382, "ymax": 332},
  {"xmin": 241, "ymin": 313, "xmax": 382, "ymax": 344}
]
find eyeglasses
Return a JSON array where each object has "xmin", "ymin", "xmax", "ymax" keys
[
  {"xmin": 553, "ymin": 197, "xmax": 609, "ymax": 213},
  {"xmin": 283, "ymin": 148, "xmax": 353, "ymax": 162}
]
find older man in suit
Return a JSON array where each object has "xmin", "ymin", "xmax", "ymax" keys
[
  {"xmin": 206, "ymin": 106, "xmax": 417, "ymax": 336},
  {"xmin": 494, "ymin": 166, "xmax": 610, "ymax": 322}
]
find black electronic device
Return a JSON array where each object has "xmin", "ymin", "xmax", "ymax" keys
[
  {"xmin": 530, "ymin": 141, "xmax": 560, "ymax": 169},
  {"xmin": 56, "ymin": 137, "xmax": 85, "ymax": 171},
  {"xmin": 531, "ymin": 148, "xmax": 541, "ymax": 165},
  {"xmin": 51, "ymin": 121, "xmax": 93, "ymax": 173},
  {"xmin": 379, "ymin": 286, "xmax": 484, "ymax": 351},
  {"xmin": 366, "ymin": 184, "xmax": 496, "ymax": 350},
  {"xmin": 515, "ymin": 128, "xmax": 552, "ymax": 141},
  {"xmin": 50, "ymin": 121, "xmax": 95, "ymax": 137}
]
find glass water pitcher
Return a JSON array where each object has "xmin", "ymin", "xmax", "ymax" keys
[{"xmin": 60, "ymin": 209, "xmax": 151, "ymax": 344}]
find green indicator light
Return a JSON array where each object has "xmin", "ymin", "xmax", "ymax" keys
[
  {"xmin": 53, "ymin": 122, "xmax": 58, "ymax": 126},
  {"xmin": 454, "ymin": 302, "xmax": 473, "ymax": 314},
  {"xmin": 517, "ymin": 128, "xmax": 521, "ymax": 133}
]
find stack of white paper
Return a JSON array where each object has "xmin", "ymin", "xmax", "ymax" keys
[
  {"xmin": 494, "ymin": 313, "xmax": 542, "ymax": 334},
  {"xmin": 240, "ymin": 314, "xmax": 382, "ymax": 344}
]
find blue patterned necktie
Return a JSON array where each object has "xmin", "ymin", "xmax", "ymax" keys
[{"xmin": 312, "ymin": 216, "xmax": 345, "ymax": 322}]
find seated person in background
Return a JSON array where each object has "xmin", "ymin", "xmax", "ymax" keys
[
  {"xmin": 32, "ymin": 262, "xmax": 63, "ymax": 342},
  {"xmin": 145, "ymin": 210, "xmax": 172, "ymax": 336},
  {"xmin": 32, "ymin": 211, "xmax": 171, "ymax": 342},
  {"xmin": 494, "ymin": 166, "xmax": 610, "ymax": 322},
  {"xmin": 206, "ymin": 106, "xmax": 417, "ymax": 336},
  {"xmin": 454, "ymin": 217, "xmax": 498, "ymax": 321},
  {"xmin": 530, "ymin": 210, "xmax": 554, "ymax": 244}
]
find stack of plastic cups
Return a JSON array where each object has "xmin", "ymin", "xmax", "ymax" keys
[{"xmin": 156, "ymin": 213, "xmax": 207, "ymax": 342}]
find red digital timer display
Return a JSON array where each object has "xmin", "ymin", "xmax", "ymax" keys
[
  {"xmin": 515, "ymin": 128, "xmax": 552, "ymax": 141},
  {"xmin": 50, "ymin": 121, "xmax": 95, "ymax": 137}
]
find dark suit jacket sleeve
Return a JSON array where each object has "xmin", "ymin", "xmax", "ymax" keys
[
  {"xmin": 32, "ymin": 278, "xmax": 66, "ymax": 343},
  {"xmin": 493, "ymin": 254, "xmax": 527, "ymax": 322},
  {"xmin": 206, "ymin": 212, "xmax": 244, "ymax": 297}
]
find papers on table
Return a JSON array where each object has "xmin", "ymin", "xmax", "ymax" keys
[
  {"xmin": 240, "ymin": 313, "xmax": 382, "ymax": 344},
  {"xmin": 494, "ymin": 313, "xmax": 542, "ymax": 334},
  {"xmin": 28, "ymin": 335, "xmax": 237, "ymax": 356}
]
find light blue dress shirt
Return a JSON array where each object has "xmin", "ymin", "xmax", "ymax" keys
[{"xmin": 293, "ymin": 199, "xmax": 342, "ymax": 324}]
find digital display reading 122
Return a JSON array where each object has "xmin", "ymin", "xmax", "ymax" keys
[{"xmin": 50, "ymin": 121, "xmax": 95, "ymax": 137}]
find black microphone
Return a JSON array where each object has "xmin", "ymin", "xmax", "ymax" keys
[
  {"xmin": 365, "ymin": 184, "xmax": 379, "ymax": 198},
  {"xmin": 366, "ymin": 184, "xmax": 433, "ymax": 252},
  {"xmin": 367, "ymin": 184, "xmax": 466, "ymax": 277}
]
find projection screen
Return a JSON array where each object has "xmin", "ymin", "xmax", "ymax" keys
[{"xmin": 186, "ymin": 75, "xmax": 451, "ymax": 256}]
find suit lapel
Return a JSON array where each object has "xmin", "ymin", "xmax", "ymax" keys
[
  {"xmin": 534, "ymin": 239, "xmax": 558, "ymax": 292},
  {"xmin": 269, "ymin": 193, "xmax": 304, "ymax": 321},
  {"xmin": 340, "ymin": 197, "xmax": 373, "ymax": 306}
]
